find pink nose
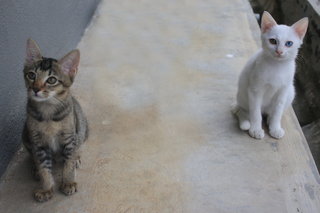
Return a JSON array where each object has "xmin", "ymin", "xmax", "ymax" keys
[{"xmin": 275, "ymin": 50, "xmax": 283, "ymax": 55}]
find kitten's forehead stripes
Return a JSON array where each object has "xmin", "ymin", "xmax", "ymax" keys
[{"xmin": 34, "ymin": 57, "xmax": 58, "ymax": 75}]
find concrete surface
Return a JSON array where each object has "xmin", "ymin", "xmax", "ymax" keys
[
  {"xmin": 1, "ymin": 0, "xmax": 320, "ymax": 212},
  {"xmin": 0, "ymin": 0, "xmax": 101, "ymax": 177}
]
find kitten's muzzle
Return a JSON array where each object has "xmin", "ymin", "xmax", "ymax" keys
[
  {"xmin": 33, "ymin": 88, "xmax": 40, "ymax": 95},
  {"xmin": 275, "ymin": 50, "xmax": 283, "ymax": 56}
]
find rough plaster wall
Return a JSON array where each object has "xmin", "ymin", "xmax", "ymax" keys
[{"xmin": 0, "ymin": 0, "xmax": 100, "ymax": 177}]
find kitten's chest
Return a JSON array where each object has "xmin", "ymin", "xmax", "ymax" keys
[
  {"xmin": 37, "ymin": 120, "xmax": 62, "ymax": 134},
  {"xmin": 28, "ymin": 115, "xmax": 75, "ymax": 152},
  {"xmin": 253, "ymin": 61, "xmax": 294, "ymax": 87}
]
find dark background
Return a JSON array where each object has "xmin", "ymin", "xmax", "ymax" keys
[{"xmin": 0, "ymin": 0, "xmax": 101, "ymax": 177}]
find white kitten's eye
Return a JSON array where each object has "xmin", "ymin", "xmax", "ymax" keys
[
  {"xmin": 285, "ymin": 41, "xmax": 293, "ymax": 47},
  {"xmin": 269, "ymin": 38, "xmax": 277, "ymax": 45}
]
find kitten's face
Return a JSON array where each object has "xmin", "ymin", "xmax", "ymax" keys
[
  {"xmin": 260, "ymin": 11, "xmax": 308, "ymax": 61},
  {"xmin": 261, "ymin": 25, "xmax": 301, "ymax": 61},
  {"xmin": 24, "ymin": 39, "xmax": 80, "ymax": 102},
  {"xmin": 24, "ymin": 58, "xmax": 68, "ymax": 102}
]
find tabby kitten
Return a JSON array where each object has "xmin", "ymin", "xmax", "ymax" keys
[{"xmin": 22, "ymin": 39, "xmax": 88, "ymax": 202}]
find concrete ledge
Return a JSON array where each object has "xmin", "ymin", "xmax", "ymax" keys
[{"xmin": 1, "ymin": 0, "xmax": 320, "ymax": 212}]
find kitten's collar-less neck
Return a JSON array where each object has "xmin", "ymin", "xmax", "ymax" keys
[{"xmin": 27, "ymin": 95, "xmax": 73, "ymax": 122}]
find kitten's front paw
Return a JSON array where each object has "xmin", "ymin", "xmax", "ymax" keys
[
  {"xmin": 269, "ymin": 128, "xmax": 285, "ymax": 139},
  {"xmin": 34, "ymin": 188, "xmax": 53, "ymax": 202},
  {"xmin": 249, "ymin": 128, "xmax": 265, "ymax": 139},
  {"xmin": 60, "ymin": 182, "xmax": 77, "ymax": 196}
]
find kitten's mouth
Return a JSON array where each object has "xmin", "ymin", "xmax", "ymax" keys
[
  {"xmin": 31, "ymin": 95, "xmax": 49, "ymax": 102},
  {"xmin": 30, "ymin": 90, "xmax": 56, "ymax": 102},
  {"xmin": 29, "ymin": 91, "xmax": 49, "ymax": 101},
  {"xmin": 274, "ymin": 54, "xmax": 287, "ymax": 60}
]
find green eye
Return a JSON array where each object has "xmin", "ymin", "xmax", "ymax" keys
[
  {"xmin": 46, "ymin": 77, "xmax": 57, "ymax": 84},
  {"xmin": 26, "ymin": 72, "xmax": 36, "ymax": 80}
]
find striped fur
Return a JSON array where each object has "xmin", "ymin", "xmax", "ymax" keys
[{"xmin": 22, "ymin": 39, "xmax": 88, "ymax": 202}]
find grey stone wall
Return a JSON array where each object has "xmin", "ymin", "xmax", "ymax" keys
[
  {"xmin": 0, "ymin": 0, "xmax": 100, "ymax": 177},
  {"xmin": 249, "ymin": 0, "xmax": 320, "ymax": 168}
]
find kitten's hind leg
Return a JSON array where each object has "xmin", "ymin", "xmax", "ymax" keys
[
  {"xmin": 238, "ymin": 110, "xmax": 251, "ymax": 131},
  {"xmin": 231, "ymin": 104, "xmax": 251, "ymax": 130}
]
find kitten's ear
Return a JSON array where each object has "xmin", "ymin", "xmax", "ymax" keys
[
  {"xmin": 261, "ymin": 11, "xmax": 277, "ymax": 33},
  {"xmin": 58, "ymin": 49, "xmax": 80, "ymax": 79},
  {"xmin": 292, "ymin": 17, "xmax": 309, "ymax": 40},
  {"xmin": 25, "ymin": 38, "xmax": 42, "ymax": 66}
]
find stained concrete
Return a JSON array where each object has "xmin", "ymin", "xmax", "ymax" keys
[{"xmin": 1, "ymin": 0, "xmax": 320, "ymax": 212}]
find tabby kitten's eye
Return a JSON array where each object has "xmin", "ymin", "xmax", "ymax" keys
[
  {"xmin": 285, "ymin": 41, "xmax": 293, "ymax": 47},
  {"xmin": 26, "ymin": 72, "xmax": 36, "ymax": 80},
  {"xmin": 269, "ymin": 38, "xmax": 277, "ymax": 45},
  {"xmin": 46, "ymin": 77, "xmax": 57, "ymax": 84}
]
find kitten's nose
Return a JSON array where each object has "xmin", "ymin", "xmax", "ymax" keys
[
  {"xmin": 275, "ymin": 50, "xmax": 283, "ymax": 55},
  {"xmin": 33, "ymin": 88, "xmax": 40, "ymax": 94}
]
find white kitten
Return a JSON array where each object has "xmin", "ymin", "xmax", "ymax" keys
[{"xmin": 233, "ymin": 11, "xmax": 308, "ymax": 139}]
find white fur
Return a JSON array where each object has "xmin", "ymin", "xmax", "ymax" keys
[
  {"xmin": 29, "ymin": 90, "xmax": 57, "ymax": 102},
  {"xmin": 234, "ymin": 11, "xmax": 308, "ymax": 139}
]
